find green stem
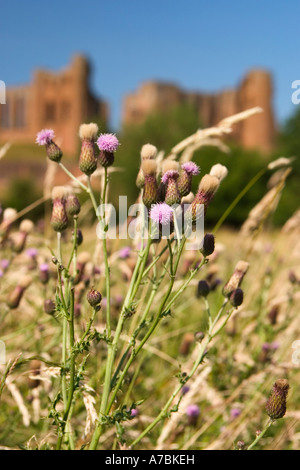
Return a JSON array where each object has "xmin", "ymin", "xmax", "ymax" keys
[
  {"xmin": 89, "ymin": 232, "xmax": 153, "ymax": 450},
  {"xmin": 130, "ymin": 294, "xmax": 233, "ymax": 447},
  {"xmin": 56, "ymin": 289, "xmax": 76, "ymax": 450},
  {"xmin": 247, "ymin": 419, "xmax": 274, "ymax": 450},
  {"xmin": 58, "ymin": 162, "xmax": 88, "ymax": 192}
]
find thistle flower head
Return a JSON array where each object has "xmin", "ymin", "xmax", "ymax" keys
[
  {"xmin": 36, "ymin": 129, "xmax": 55, "ymax": 145},
  {"xmin": 229, "ymin": 288, "xmax": 244, "ymax": 307},
  {"xmin": 87, "ymin": 288, "xmax": 102, "ymax": 308},
  {"xmin": 150, "ymin": 202, "xmax": 173, "ymax": 226},
  {"xmin": 161, "ymin": 169, "xmax": 179, "ymax": 184},
  {"xmin": 161, "ymin": 159, "xmax": 179, "ymax": 174},
  {"xmin": 0, "ymin": 259, "xmax": 9, "ymax": 270},
  {"xmin": 97, "ymin": 133, "xmax": 120, "ymax": 153},
  {"xmin": 181, "ymin": 162, "xmax": 200, "ymax": 176},
  {"xmin": 66, "ymin": 193, "xmax": 81, "ymax": 217},
  {"xmin": 79, "ymin": 123, "xmax": 99, "ymax": 141},
  {"xmin": 118, "ymin": 246, "xmax": 131, "ymax": 259},
  {"xmin": 200, "ymin": 233, "xmax": 215, "ymax": 257},
  {"xmin": 36, "ymin": 129, "xmax": 62, "ymax": 162},
  {"xmin": 186, "ymin": 404, "xmax": 200, "ymax": 418},
  {"xmin": 198, "ymin": 174, "xmax": 220, "ymax": 197},
  {"xmin": 266, "ymin": 379, "xmax": 289, "ymax": 420},
  {"xmin": 223, "ymin": 260, "xmax": 249, "ymax": 297},
  {"xmin": 51, "ymin": 186, "xmax": 68, "ymax": 232},
  {"xmin": 141, "ymin": 160, "xmax": 159, "ymax": 207},
  {"xmin": 52, "ymin": 186, "xmax": 67, "ymax": 201},
  {"xmin": 197, "ymin": 280, "xmax": 210, "ymax": 298},
  {"xmin": 19, "ymin": 219, "xmax": 34, "ymax": 234},
  {"xmin": 141, "ymin": 143, "xmax": 157, "ymax": 160},
  {"xmin": 26, "ymin": 248, "xmax": 38, "ymax": 259},
  {"xmin": 44, "ymin": 299, "xmax": 56, "ymax": 316},
  {"xmin": 210, "ymin": 164, "xmax": 228, "ymax": 182},
  {"xmin": 141, "ymin": 159, "xmax": 157, "ymax": 176}
]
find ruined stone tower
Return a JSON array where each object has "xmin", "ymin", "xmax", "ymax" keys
[
  {"xmin": 0, "ymin": 55, "xmax": 108, "ymax": 154},
  {"xmin": 122, "ymin": 69, "xmax": 276, "ymax": 153}
]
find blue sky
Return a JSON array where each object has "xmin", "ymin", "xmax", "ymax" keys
[{"xmin": 1, "ymin": 0, "xmax": 299, "ymax": 130}]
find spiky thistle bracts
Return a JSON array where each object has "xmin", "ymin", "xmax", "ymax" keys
[
  {"xmin": 50, "ymin": 186, "xmax": 68, "ymax": 232},
  {"xmin": 223, "ymin": 260, "xmax": 249, "ymax": 297},
  {"xmin": 79, "ymin": 123, "xmax": 99, "ymax": 175},
  {"xmin": 185, "ymin": 174, "xmax": 220, "ymax": 224},
  {"xmin": 266, "ymin": 379, "xmax": 289, "ymax": 420},
  {"xmin": 136, "ymin": 144, "xmax": 158, "ymax": 189},
  {"xmin": 162, "ymin": 170, "xmax": 181, "ymax": 206},
  {"xmin": 97, "ymin": 133, "xmax": 120, "ymax": 168},
  {"xmin": 141, "ymin": 160, "xmax": 159, "ymax": 208},
  {"xmin": 36, "ymin": 129, "xmax": 63, "ymax": 163},
  {"xmin": 178, "ymin": 162, "xmax": 200, "ymax": 197}
]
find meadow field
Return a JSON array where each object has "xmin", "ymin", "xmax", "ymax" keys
[{"xmin": 0, "ymin": 110, "xmax": 299, "ymax": 451}]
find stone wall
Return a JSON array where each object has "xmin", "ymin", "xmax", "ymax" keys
[
  {"xmin": 0, "ymin": 55, "xmax": 108, "ymax": 155},
  {"xmin": 122, "ymin": 69, "xmax": 276, "ymax": 153}
]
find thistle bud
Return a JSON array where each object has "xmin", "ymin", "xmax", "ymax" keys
[
  {"xmin": 44, "ymin": 299, "xmax": 56, "ymax": 315},
  {"xmin": 7, "ymin": 275, "xmax": 31, "ymax": 309},
  {"xmin": 223, "ymin": 261, "xmax": 249, "ymax": 297},
  {"xmin": 186, "ymin": 404, "xmax": 200, "ymax": 426},
  {"xmin": 162, "ymin": 170, "xmax": 181, "ymax": 206},
  {"xmin": 97, "ymin": 133, "xmax": 120, "ymax": 168},
  {"xmin": 66, "ymin": 193, "xmax": 81, "ymax": 217},
  {"xmin": 229, "ymin": 288, "xmax": 244, "ymax": 307},
  {"xmin": 194, "ymin": 331, "xmax": 205, "ymax": 343},
  {"xmin": 141, "ymin": 143, "xmax": 157, "ymax": 160},
  {"xmin": 50, "ymin": 186, "xmax": 68, "ymax": 232},
  {"xmin": 87, "ymin": 288, "xmax": 102, "ymax": 307},
  {"xmin": 141, "ymin": 160, "xmax": 159, "ymax": 208},
  {"xmin": 178, "ymin": 162, "xmax": 200, "ymax": 197},
  {"xmin": 11, "ymin": 219, "xmax": 34, "ymax": 253},
  {"xmin": 196, "ymin": 280, "xmax": 210, "ymax": 298},
  {"xmin": 36, "ymin": 129, "xmax": 62, "ymax": 162},
  {"xmin": 209, "ymin": 164, "xmax": 228, "ymax": 182},
  {"xmin": 200, "ymin": 233, "xmax": 215, "ymax": 257},
  {"xmin": 186, "ymin": 175, "xmax": 220, "ymax": 224},
  {"xmin": 39, "ymin": 263, "xmax": 49, "ymax": 284},
  {"xmin": 78, "ymin": 123, "xmax": 99, "ymax": 175},
  {"xmin": 266, "ymin": 379, "xmax": 289, "ymax": 420},
  {"xmin": 72, "ymin": 228, "xmax": 83, "ymax": 246}
]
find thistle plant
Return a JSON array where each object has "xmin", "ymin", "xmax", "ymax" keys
[{"xmin": 0, "ymin": 107, "xmax": 296, "ymax": 451}]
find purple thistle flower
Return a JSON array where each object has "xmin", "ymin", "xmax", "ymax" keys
[
  {"xmin": 0, "ymin": 259, "xmax": 10, "ymax": 270},
  {"xmin": 186, "ymin": 404, "xmax": 200, "ymax": 418},
  {"xmin": 36, "ymin": 129, "xmax": 55, "ymax": 146},
  {"xmin": 118, "ymin": 246, "xmax": 131, "ymax": 259},
  {"xmin": 39, "ymin": 263, "xmax": 49, "ymax": 272},
  {"xmin": 97, "ymin": 133, "xmax": 120, "ymax": 153},
  {"xmin": 230, "ymin": 408, "xmax": 241, "ymax": 419},
  {"xmin": 26, "ymin": 248, "xmax": 38, "ymax": 259},
  {"xmin": 161, "ymin": 169, "xmax": 179, "ymax": 185},
  {"xmin": 131, "ymin": 408, "xmax": 138, "ymax": 417},
  {"xmin": 181, "ymin": 385, "xmax": 190, "ymax": 395},
  {"xmin": 150, "ymin": 203, "xmax": 173, "ymax": 226},
  {"xmin": 181, "ymin": 162, "xmax": 200, "ymax": 175}
]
